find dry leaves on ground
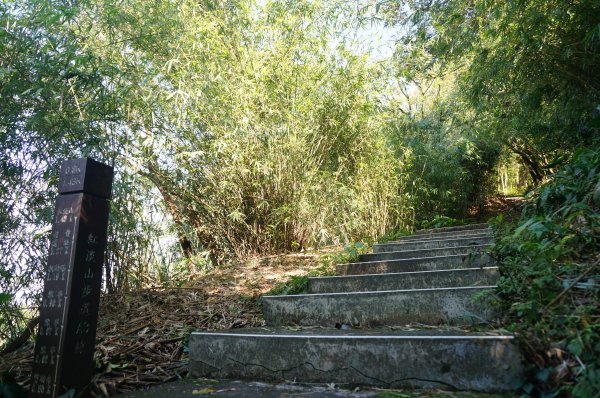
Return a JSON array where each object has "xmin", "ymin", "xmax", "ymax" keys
[{"xmin": 0, "ymin": 249, "xmax": 335, "ymax": 396}]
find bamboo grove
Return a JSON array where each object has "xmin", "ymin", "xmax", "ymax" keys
[{"xmin": 1, "ymin": 2, "xmax": 598, "ymax": 393}]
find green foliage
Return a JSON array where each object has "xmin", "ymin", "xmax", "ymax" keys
[
  {"xmin": 493, "ymin": 146, "xmax": 600, "ymax": 396},
  {"xmin": 265, "ymin": 243, "xmax": 371, "ymax": 296},
  {"xmin": 375, "ymin": 229, "xmax": 412, "ymax": 244},
  {"xmin": 419, "ymin": 215, "xmax": 466, "ymax": 230},
  {"xmin": 0, "ymin": 0, "xmax": 411, "ymax": 346},
  {"xmin": 0, "ymin": 0, "xmax": 179, "ymax": 342},
  {"xmin": 0, "ymin": 4, "xmax": 598, "ymax": 389},
  {"xmin": 68, "ymin": 0, "xmax": 412, "ymax": 263},
  {"xmin": 320, "ymin": 242, "xmax": 371, "ymax": 271},
  {"xmin": 265, "ymin": 275, "xmax": 310, "ymax": 296},
  {"xmin": 496, "ymin": 151, "xmax": 533, "ymax": 196},
  {"xmin": 385, "ymin": 82, "xmax": 500, "ymax": 220},
  {"xmin": 381, "ymin": 0, "xmax": 600, "ymax": 182},
  {"xmin": 0, "ymin": 372, "xmax": 26, "ymax": 398}
]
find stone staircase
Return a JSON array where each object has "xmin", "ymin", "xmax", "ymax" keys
[{"xmin": 188, "ymin": 223, "xmax": 524, "ymax": 392}]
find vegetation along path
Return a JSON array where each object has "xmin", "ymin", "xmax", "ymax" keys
[{"xmin": 2, "ymin": 0, "xmax": 598, "ymax": 396}]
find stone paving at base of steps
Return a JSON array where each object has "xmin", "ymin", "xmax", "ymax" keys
[
  {"xmin": 114, "ymin": 377, "xmax": 512, "ymax": 398},
  {"xmin": 114, "ymin": 378, "xmax": 389, "ymax": 397}
]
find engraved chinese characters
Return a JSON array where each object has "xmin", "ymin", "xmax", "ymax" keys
[
  {"xmin": 30, "ymin": 159, "xmax": 113, "ymax": 398},
  {"xmin": 58, "ymin": 157, "xmax": 113, "ymax": 199}
]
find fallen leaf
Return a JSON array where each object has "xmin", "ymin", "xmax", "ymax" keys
[{"xmin": 192, "ymin": 388, "xmax": 216, "ymax": 395}]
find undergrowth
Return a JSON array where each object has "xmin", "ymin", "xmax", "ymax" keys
[
  {"xmin": 264, "ymin": 242, "xmax": 371, "ymax": 296},
  {"xmin": 419, "ymin": 215, "xmax": 474, "ymax": 230},
  {"xmin": 265, "ymin": 275, "xmax": 311, "ymax": 296},
  {"xmin": 492, "ymin": 147, "xmax": 600, "ymax": 397}
]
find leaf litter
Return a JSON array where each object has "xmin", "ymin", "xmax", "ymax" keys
[{"xmin": 0, "ymin": 248, "xmax": 336, "ymax": 396}]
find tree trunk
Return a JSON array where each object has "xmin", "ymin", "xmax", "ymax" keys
[
  {"xmin": 507, "ymin": 143, "xmax": 545, "ymax": 183},
  {"xmin": 0, "ymin": 316, "xmax": 38, "ymax": 356},
  {"xmin": 141, "ymin": 161, "xmax": 194, "ymax": 260}
]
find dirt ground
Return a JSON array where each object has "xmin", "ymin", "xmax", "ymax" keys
[{"xmin": 0, "ymin": 248, "xmax": 340, "ymax": 395}]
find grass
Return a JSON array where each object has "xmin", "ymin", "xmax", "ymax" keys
[
  {"xmin": 263, "ymin": 242, "xmax": 370, "ymax": 296},
  {"xmin": 264, "ymin": 275, "xmax": 310, "ymax": 295}
]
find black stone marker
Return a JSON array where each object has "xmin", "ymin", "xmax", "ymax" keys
[{"xmin": 29, "ymin": 158, "xmax": 113, "ymax": 398}]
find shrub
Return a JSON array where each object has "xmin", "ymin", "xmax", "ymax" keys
[{"xmin": 493, "ymin": 146, "xmax": 600, "ymax": 396}]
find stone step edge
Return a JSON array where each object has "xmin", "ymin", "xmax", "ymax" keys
[
  {"xmin": 390, "ymin": 234, "xmax": 493, "ymax": 244},
  {"xmin": 189, "ymin": 328, "xmax": 524, "ymax": 392},
  {"xmin": 309, "ymin": 266, "xmax": 499, "ymax": 282},
  {"xmin": 375, "ymin": 235, "xmax": 493, "ymax": 249},
  {"xmin": 190, "ymin": 331, "xmax": 514, "ymax": 341},
  {"xmin": 391, "ymin": 230, "xmax": 493, "ymax": 242},
  {"xmin": 338, "ymin": 253, "xmax": 494, "ymax": 268},
  {"xmin": 416, "ymin": 223, "xmax": 490, "ymax": 235},
  {"xmin": 411, "ymin": 227, "xmax": 492, "ymax": 237},
  {"xmin": 262, "ymin": 284, "xmax": 497, "ymax": 299},
  {"xmin": 362, "ymin": 243, "xmax": 491, "ymax": 257},
  {"xmin": 385, "ymin": 233, "xmax": 493, "ymax": 244}
]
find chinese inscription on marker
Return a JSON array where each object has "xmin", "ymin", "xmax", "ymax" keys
[{"xmin": 30, "ymin": 158, "xmax": 113, "ymax": 398}]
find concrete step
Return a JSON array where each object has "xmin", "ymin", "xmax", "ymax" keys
[
  {"xmin": 359, "ymin": 244, "xmax": 490, "ymax": 262},
  {"xmin": 308, "ymin": 267, "xmax": 499, "ymax": 293},
  {"xmin": 189, "ymin": 328, "xmax": 524, "ymax": 392},
  {"xmin": 391, "ymin": 229, "xmax": 492, "ymax": 243},
  {"xmin": 373, "ymin": 236, "xmax": 493, "ymax": 253},
  {"xmin": 262, "ymin": 286, "xmax": 496, "ymax": 327},
  {"xmin": 416, "ymin": 223, "xmax": 489, "ymax": 235},
  {"xmin": 337, "ymin": 253, "xmax": 494, "ymax": 276}
]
